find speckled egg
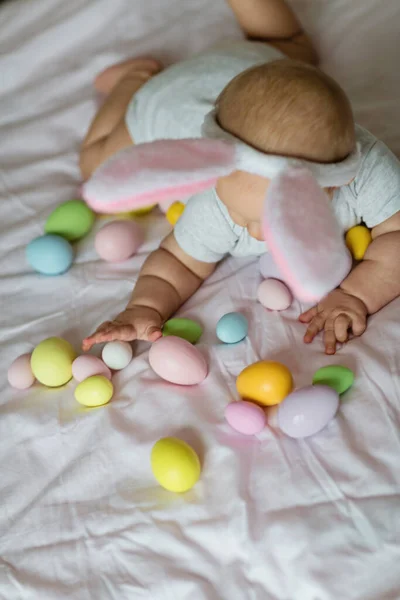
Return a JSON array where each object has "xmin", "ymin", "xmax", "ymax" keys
[
  {"xmin": 72, "ymin": 355, "xmax": 112, "ymax": 382},
  {"xmin": 45, "ymin": 199, "xmax": 95, "ymax": 241},
  {"xmin": 74, "ymin": 375, "xmax": 114, "ymax": 407},
  {"xmin": 216, "ymin": 312, "xmax": 248, "ymax": 344},
  {"xmin": 257, "ymin": 278, "xmax": 292, "ymax": 311},
  {"xmin": 151, "ymin": 437, "xmax": 201, "ymax": 493},
  {"xmin": 26, "ymin": 234, "xmax": 73, "ymax": 275},
  {"xmin": 225, "ymin": 400, "xmax": 267, "ymax": 435},
  {"xmin": 7, "ymin": 353, "xmax": 35, "ymax": 390},
  {"xmin": 236, "ymin": 360, "xmax": 293, "ymax": 406},
  {"xmin": 95, "ymin": 220, "xmax": 143, "ymax": 262},
  {"xmin": 149, "ymin": 336, "xmax": 208, "ymax": 385},
  {"xmin": 278, "ymin": 385, "xmax": 339, "ymax": 438}
]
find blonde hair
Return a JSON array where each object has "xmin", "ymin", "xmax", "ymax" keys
[{"xmin": 216, "ymin": 60, "xmax": 355, "ymax": 164}]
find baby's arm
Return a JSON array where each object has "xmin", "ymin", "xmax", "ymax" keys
[
  {"xmin": 82, "ymin": 233, "xmax": 217, "ymax": 351},
  {"xmin": 300, "ymin": 212, "xmax": 400, "ymax": 354}
]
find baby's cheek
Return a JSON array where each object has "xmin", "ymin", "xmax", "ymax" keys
[{"xmin": 247, "ymin": 222, "xmax": 264, "ymax": 241}]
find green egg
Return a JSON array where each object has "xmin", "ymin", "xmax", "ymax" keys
[
  {"xmin": 162, "ymin": 318, "xmax": 203, "ymax": 344},
  {"xmin": 313, "ymin": 365, "xmax": 354, "ymax": 395},
  {"xmin": 45, "ymin": 199, "xmax": 95, "ymax": 242}
]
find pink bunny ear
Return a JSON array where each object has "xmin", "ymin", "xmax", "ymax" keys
[
  {"xmin": 82, "ymin": 138, "xmax": 236, "ymax": 213},
  {"xmin": 263, "ymin": 168, "xmax": 352, "ymax": 303}
]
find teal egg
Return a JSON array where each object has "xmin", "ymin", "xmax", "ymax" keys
[
  {"xmin": 216, "ymin": 312, "xmax": 248, "ymax": 344},
  {"xmin": 45, "ymin": 199, "xmax": 95, "ymax": 242},
  {"xmin": 312, "ymin": 365, "xmax": 354, "ymax": 395},
  {"xmin": 26, "ymin": 234, "xmax": 73, "ymax": 275},
  {"xmin": 162, "ymin": 318, "xmax": 203, "ymax": 344}
]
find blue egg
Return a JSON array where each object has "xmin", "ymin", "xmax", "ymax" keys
[
  {"xmin": 216, "ymin": 312, "xmax": 248, "ymax": 344},
  {"xmin": 26, "ymin": 234, "xmax": 73, "ymax": 275}
]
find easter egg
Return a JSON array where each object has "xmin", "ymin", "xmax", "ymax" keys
[
  {"xmin": 26, "ymin": 234, "xmax": 73, "ymax": 275},
  {"xmin": 216, "ymin": 312, "xmax": 248, "ymax": 344},
  {"xmin": 345, "ymin": 225, "xmax": 372, "ymax": 260},
  {"xmin": 31, "ymin": 337, "xmax": 76, "ymax": 387},
  {"xmin": 166, "ymin": 201, "xmax": 185, "ymax": 226},
  {"xmin": 45, "ymin": 199, "xmax": 95, "ymax": 241},
  {"xmin": 162, "ymin": 318, "xmax": 202, "ymax": 344},
  {"xmin": 236, "ymin": 360, "xmax": 293, "ymax": 406},
  {"xmin": 72, "ymin": 355, "xmax": 112, "ymax": 382},
  {"xmin": 257, "ymin": 278, "xmax": 292, "ymax": 311},
  {"xmin": 151, "ymin": 437, "xmax": 201, "ymax": 493},
  {"xmin": 312, "ymin": 365, "xmax": 354, "ymax": 395},
  {"xmin": 74, "ymin": 375, "xmax": 113, "ymax": 407},
  {"xmin": 225, "ymin": 400, "xmax": 266, "ymax": 435},
  {"xmin": 102, "ymin": 341, "xmax": 133, "ymax": 370},
  {"xmin": 7, "ymin": 353, "xmax": 35, "ymax": 390},
  {"xmin": 95, "ymin": 220, "xmax": 143, "ymax": 262},
  {"xmin": 149, "ymin": 336, "xmax": 208, "ymax": 385},
  {"xmin": 129, "ymin": 205, "xmax": 156, "ymax": 217},
  {"xmin": 278, "ymin": 385, "xmax": 339, "ymax": 438}
]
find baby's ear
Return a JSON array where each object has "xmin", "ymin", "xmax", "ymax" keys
[
  {"xmin": 262, "ymin": 168, "xmax": 352, "ymax": 303},
  {"xmin": 81, "ymin": 139, "xmax": 236, "ymax": 213}
]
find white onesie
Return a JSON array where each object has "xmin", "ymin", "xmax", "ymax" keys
[{"xmin": 126, "ymin": 40, "xmax": 400, "ymax": 262}]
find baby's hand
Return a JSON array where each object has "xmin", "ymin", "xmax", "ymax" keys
[
  {"xmin": 82, "ymin": 306, "xmax": 163, "ymax": 351},
  {"xmin": 299, "ymin": 289, "xmax": 368, "ymax": 355}
]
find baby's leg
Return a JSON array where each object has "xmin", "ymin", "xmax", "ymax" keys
[
  {"xmin": 80, "ymin": 60, "xmax": 161, "ymax": 179},
  {"xmin": 227, "ymin": 0, "xmax": 318, "ymax": 64}
]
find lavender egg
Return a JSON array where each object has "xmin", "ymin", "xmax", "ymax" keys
[
  {"xmin": 278, "ymin": 385, "xmax": 339, "ymax": 438},
  {"xmin": 149, "ymin": 336, "xmax": 208, "ymax": 385}
]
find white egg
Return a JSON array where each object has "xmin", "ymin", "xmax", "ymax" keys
[{"xmin": 102, "ymin": 341, "xmax": 133, "ymax": 370}]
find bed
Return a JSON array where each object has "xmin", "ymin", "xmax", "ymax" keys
[{"xmin": 1, "ymin": 1, "xmax": 400, "ymax": 598}]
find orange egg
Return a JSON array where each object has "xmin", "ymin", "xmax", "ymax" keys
[{"xmin": 236, "ymin": 360, "xmax": 293, "ymax": 406}]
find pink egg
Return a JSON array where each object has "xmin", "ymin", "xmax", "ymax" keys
[
  {"xmin": 8, "ymin": 353, "xmax": 35, "ymax": 390},
  {"xmin": 257, "ymin": 278, "xmax": 292, "ymax": 311},
  {"xmin": 278, "ymin": 385, "xmax": 339, "ymax": 438},
  {"xmin": 225, "ymin": 400, "xmax": 266, "ymax": 435},
  {"xmin": 149, "ymin": 336, "xmax": 208, "ymax": 385},
  {"xmin": 72, "ymin": 355, "xmax": 112, "ymax": 382},
  {"xmin": 95, "ymin": 220, "xmax": 143, "ymax": 262}
]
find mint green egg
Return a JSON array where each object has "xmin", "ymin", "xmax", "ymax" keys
[
  {"xmin": 313, "ymin": 365, "xmax": 354, "ymax": 395},
  {"xmin": 162, "ymin": 318, "xmax": 203, "ymax": 344},
  {"xmin": 45, "ymin": 199, "xmax": 95, "ymax": 242}
]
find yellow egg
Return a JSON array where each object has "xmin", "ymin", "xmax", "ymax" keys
[
  {"xmin": 236, "ymin": 360, "xmax": 293, "ymax": 406},
  {"xmin": 151, "ymin": 437, "xmax": 201, "ymax": 493},
  {"xmin": 31, "ymin": 337, "xmax": 76, "ymax": 387},
  {"xmin": 166, "ymin": 201, "xmax": 185, "ymax": 226},
  {"xmin": 96, "ymin": 206, "xmax": 155, "ymax": 220},
  {"xmin": 345, "ymin": 225, "xmax": 372, "ymax": 260},
  {"xmin": 74, "ymin": 375, "xmax": 113, "ymax": 407}
]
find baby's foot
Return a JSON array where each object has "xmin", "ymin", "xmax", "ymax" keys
[{"xmin": 94, "ymin": 58, "xmax": 162, "ymax": 94}]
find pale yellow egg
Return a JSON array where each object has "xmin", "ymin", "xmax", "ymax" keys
[
  {"xmin": 151, "ymin": 437, "xmax": 201, "ymax": 493},
  {"xmin": 31, "ymin": 337, "xmax": 76, "ymax": 387},
  {"xmin": 74, "ymin": 375, "xmax": 113, "ymax": 407}
]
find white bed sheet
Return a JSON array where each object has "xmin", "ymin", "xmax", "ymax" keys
[{"xmin": 1, "ymin": 1, "xmax": 400, "ymax": 598}]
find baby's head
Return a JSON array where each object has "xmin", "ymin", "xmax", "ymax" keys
[{"xmin": 215, "ymin": 60, "xmax": 355, "ymax": 239}]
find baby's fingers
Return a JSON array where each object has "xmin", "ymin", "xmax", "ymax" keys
[
  {"xmin": 82, "ymin": 323, "xmax": 136, "ymax": 350},
  {"xmin": 304, "ymin": 314, "xmax": 325, "ymax": 343}
]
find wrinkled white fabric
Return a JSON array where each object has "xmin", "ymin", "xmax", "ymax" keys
[{"xmin": 1, "ymin": 1, "xmax": 400, "ymax": 599}]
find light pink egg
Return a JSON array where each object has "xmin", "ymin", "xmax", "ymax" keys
[
  {"xmin": 95, "ymin": 220, "xmax": 143, "ymax": 262},
  {"xmin": 149, "ymin": 336, "xmax": 208, "ymax": 385},
  {"xmin": 278, "ymin": 385, "xmax": 339, "ymax": 438},
  {"xmin": 257, "ymin": 278, "xmax": 292, "ymax": 311},
  {"xmin": 8, "ymin": 353, "xmax": 35, "ymax": 390},
  {"xmin": 72, "ymin": 355, "xmax": 112, "ymax": 382},
  {"xmin": 225, "ymin": 400, "xmax": 266, "ymax": 435}
]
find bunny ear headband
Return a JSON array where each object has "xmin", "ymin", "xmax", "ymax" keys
[{"xmin": 82, "ymin": 108, "xmax": 361, "ymax": 302}]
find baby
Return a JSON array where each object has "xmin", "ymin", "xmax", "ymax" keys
[{"xmin": 81, "ymin": 0, "xmax": 400, "ymax": 355}]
